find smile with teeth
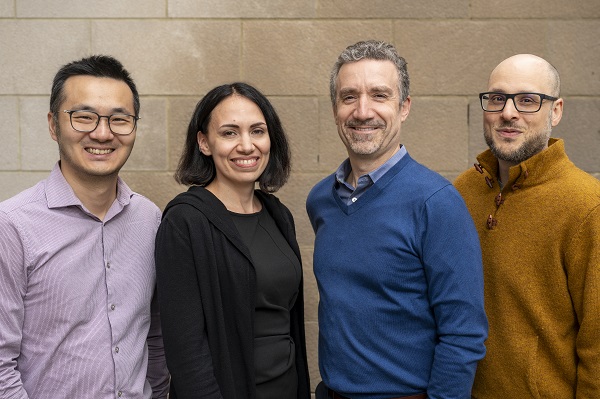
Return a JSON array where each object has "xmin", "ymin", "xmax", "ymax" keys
[
  {"xmin": 233, "ymin": 158, "xmax": 259, "ymax": 167},
  {"xmin": 86, "ymin": 148, "xmax": 114, "ymax": 155}
]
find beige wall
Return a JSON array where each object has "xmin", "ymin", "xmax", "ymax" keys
[{"xmin": 1, "ymin": 0, "xmax": 599, "ymax": 394}]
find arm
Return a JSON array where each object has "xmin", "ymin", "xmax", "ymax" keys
[
  {"xmin": 0, "ymin": 212, "xmax": 30, "ymax": 399},
  {"xmin": 420, "ymin": 186, "xmax": 488, "ymax": 399},
  {"xmin": 154, "ymin": 209, "xmax": 222, "ymax": 399},
  {"xmin": 567, "ymin": 205, "xmax": 600, "ymax": 397},
  {"xmin": 146, "ymin": 287, "xmax": 170, "ymax": 398}
]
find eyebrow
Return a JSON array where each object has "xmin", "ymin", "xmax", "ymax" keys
[
  {"xmin": 338, "ymin": 85, "xmax": 394, "ymax": 96},
  {"xmin": 68, "ymin": 104, "xmax": 133, "ymax": 114},
  {"xmin": 219, "ymin": 122, "xmax": 267, "ymax": 129}
]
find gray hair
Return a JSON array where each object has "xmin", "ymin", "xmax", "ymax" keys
[{"xmin": 330, "ymin": 40, "xmax": 410, "ymax": 106}]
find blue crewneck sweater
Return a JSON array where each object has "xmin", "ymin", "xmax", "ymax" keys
[{"xmin": 306, "ymin": 153, "xmax": 488, "ymax": 399}]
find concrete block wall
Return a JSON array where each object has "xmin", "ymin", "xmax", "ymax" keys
[{"xmin": 1, "ymin": 1, "xmax": 599, "ymax": 394}]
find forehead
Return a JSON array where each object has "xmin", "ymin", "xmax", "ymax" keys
[
  {"xmin": 337, "ymin": 59, "xmax": 399, "ymax": 92},
  {"xmin": 62, "ymin": 75, "xmax": 134, "ymax": 110},
  {"xmin": 488, "ymin": 60, "xmax": 552, "ymax": 94},
  {"xmin": 210, "ymin": 95, "xmax": 265, "ymax": 123}
]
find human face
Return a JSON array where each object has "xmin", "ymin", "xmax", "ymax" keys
[
  {"xmin": 483, "ymin": 56, "xmax": 563, "ymax": 166},
  {"xmin": 48, "ymin": 75, "xmax": 136, "ymax": 183},
  {"xmin": 197, "ymin": 95, "xmax": 270, "ymax": 190},
  {"xmin": 334, "ymin": 59, "xmax": 410, "ymax": 167}
]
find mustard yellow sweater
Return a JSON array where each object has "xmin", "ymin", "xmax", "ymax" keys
[{"xmin": 454, "ymin": 138, "xmax": 600, "ymax": 398}]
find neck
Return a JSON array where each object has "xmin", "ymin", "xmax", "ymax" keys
[
  {"xmin": 347, "ymin": 146, "xmax": 400, "ymax": 186},
  {"xmin": 497, "ymin": 159, "xmax": 513, "ymax": 187},
  {"xmin": 206, "ymin": 180, "xmax": 261, "ymax": 214},
  {"xmin": 61, "ymin": 169, "xmax": 118, "ymax": 221}
]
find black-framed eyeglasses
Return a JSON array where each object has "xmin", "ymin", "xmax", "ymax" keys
[
  {"xmin": 63, "ymin": 110, "xmax": 140, "ymax": 136},
  {"xmin": 479, "ymin": 92, "xmax": 558, "ymax": 113}
]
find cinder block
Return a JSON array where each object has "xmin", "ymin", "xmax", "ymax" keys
[
  {"xmin": 0, "ymin": 97, "xmax": 19, "ymax": 170},
  {"xmin": 168, "ymin": 97, "xmax": 199, "ymax": 171},
  {"xmin": 120, "ymin": 171, "xmax": 186, "ymax": 211},
  {"xmin": 317, "ymin": 0, "xmax": 469, "ymax": 18},
  {"xmin": 0, "ymin": 0, "xmax": 13, "ymax": 17},
  {"xmin": 16, "ymin": 0, "xmax": 165, "ymax": 17},
  {"xmin": 276, "ymin": 171, "xmax": 323, "ymax": 248},
  {"xmin": 470, "ymin": 0, "xmax": 600, "ymax": 18},
  {"xmin": 269, "ymin": 96, "xmax": 321, "ymax": 173},
  {"xmin": 393, "ymin": 20, "xmax": 548, "ymax": 95},
  {"xmin": 301, "ymin": 246, "xmax": 318, "ymax": 322},
  {"xmin": 123, "ymin": 97, "xmax": 168, "ymax": 171},
  {"xmin": 20, "ymin": 97, "xmax": 57, "ymax": 171},
  {"xmin": 548, "ymin": 21, "xmax": 600, "ymax": 96},
  {"xmin": 0, "ymin": 20, "xmax": 90, "ymax": 94},
  {"xmin": 318, "ymin": 97, "xmax": 348, "ymax": 173},
  {"xmin": 402, "ymin": 96, "xmax": 470, "ymax": 173},
  {"xmin": 553, "ymin": 97, "xmax": 600, "ymax": 173},
  {"xmin": 168, "ymin": 0, "xmax": 315, "ymax": 18},
  {"xmin": 304, "ymin": 320, "xmax": 321, "ymax": 392},
  {"xmin": 0, "ymin": 172, "xmax": 49, "ymax": 202},
  {"xmin": 468, "ymin": 99, "xmax": 488, "ymax": 165},
  {"xmin": 243, "ymin": 20, "xmax": 393, "ymax": 96},
  {"xmin": 92, "ymin": 20, "xmax": 242, "ymax": 95}
]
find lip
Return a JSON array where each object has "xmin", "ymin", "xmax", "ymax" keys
[
  {"xmin": 496, "ymin": 128, "xmax": 522, "ymax": 138},
  {"xmin": 231, "ymin": 157, "xmax": 260, "ymax": 168},
  {"xmin": 85, "ymin": 147, "xmax": 115, "ymax": 155}
]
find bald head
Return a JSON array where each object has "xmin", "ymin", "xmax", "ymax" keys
[{"xmin": 489, "ymin": 54, "xmax": 560, "ymax": 97}]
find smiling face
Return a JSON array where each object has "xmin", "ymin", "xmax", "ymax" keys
[
  {"xmin": 48, "ymin": 75, "xmax": 136, "ymax": 184},
  {"xmin": 483, "ymin": 55, "xmax": 563, "ymax": 166},
  {"xmin": 333, "ymin": 59, "xmax": 410, "ymax": 169},
  {"xmin": 197, "ymin": 95, "xmax": 271, "ymax": 191}
]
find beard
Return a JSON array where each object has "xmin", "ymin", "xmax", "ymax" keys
[
  {"xmin": 340, "ymin": 120, "xmax": 387, "ymax": 156},
  {"xmin": 484, "ymin": 112, "xmax": 552, "ymax": 165}
]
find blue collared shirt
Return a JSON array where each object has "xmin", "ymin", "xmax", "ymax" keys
[{"xmin": 335, "ymin": 145, "xmax": 407, "ymax": 205}]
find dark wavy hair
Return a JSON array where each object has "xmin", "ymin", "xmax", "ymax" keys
[
  {"xmin": 50, "ymin": 55, "xmax": 139, "ymax": 118},
  {"xmin": 175, "ymin": 82, "xmax": 291, "ymax": 193}
]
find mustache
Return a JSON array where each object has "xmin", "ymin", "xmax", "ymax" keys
[
  {"xmin": 345, "ymin": 120, "xmax": 386, "ymax": 128},
  {"xmin": 497, "ymin": 122, "xmax": 526, "ymax": 130}
]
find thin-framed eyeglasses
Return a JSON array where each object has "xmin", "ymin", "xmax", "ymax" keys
[
  {"xmin": 479, "ymin": 92, "xmax": 558, "ymax": 113},
  {"xmin": 63, "ymin": 110, "xmax": 140, "ymax": 135}
]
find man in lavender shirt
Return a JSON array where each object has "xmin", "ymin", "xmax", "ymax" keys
[{"xmin": 0, "ymin": 55, "xmax": 169, "ymax": 398}]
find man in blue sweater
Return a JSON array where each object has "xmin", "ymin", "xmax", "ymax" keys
[{"xmin": 306, "ymin": 40, "xmax": 488, "ymax": 399}]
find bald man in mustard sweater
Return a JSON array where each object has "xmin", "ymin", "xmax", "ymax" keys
[{"xmin": 455, "ymin": 54, "xmax": 600, "ymax": 398}]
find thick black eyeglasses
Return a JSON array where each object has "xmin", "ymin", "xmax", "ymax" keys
[
  {"xmin": 63, "ymin": 110, "xmax": 140, "ymax": 136},
  {"xmin": 479, "ymin": 92, "xmax": 558, "ymax": 113}
]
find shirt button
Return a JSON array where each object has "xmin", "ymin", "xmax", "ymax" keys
[
  {"xmin": 106, "ymin": 262, "xmax": 111, "ymax": 269},
  {"xmin": 110, "ymin": 304, "xmax": 115, "ymax": 311},
  {"xmin": 351, "ymin": 197, "xmax": 357, "ymax": 203},
  {"xmin": 118, "ymin": 391, "xmax": 122, "ymax": 397},
  {"xmin": 115, "ymin": 346, "xmax": 119, "ymax": 353}
]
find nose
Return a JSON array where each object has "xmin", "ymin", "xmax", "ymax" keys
[
  {"xmin": 353, "ymin": 95, "xmax": 374, "ymax": 120},
  {"xmin": 501, "ymin": 97, "xmax": 520, "ymax": 120},
  {"xmin": 89, "ymin": 116, "xmax": 114, "ymax": 141},
  {"xmin": 238, "ymin": 132, "xmax": 254, "ymax": 153}
]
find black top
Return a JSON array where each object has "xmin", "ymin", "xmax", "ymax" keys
[
  {"xmin": 230, "ymin": 207, "xmax": 301, "ymax": 398},
  {"xmin": 155, "ymin": 186, "xmax": 310, "ymax": 399}
]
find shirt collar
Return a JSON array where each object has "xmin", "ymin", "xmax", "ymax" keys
[
  {"xmin": 45, "ymin": 162, "xmax": 133, "ymax": 217},
  {"xmin": 335, "ymin": 145, "xmax": 407, "ymax": 187}
]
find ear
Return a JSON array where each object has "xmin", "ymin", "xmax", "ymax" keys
[
  {"xmin": 550, "ymin": 98, "xmax": 563, "ymax": 127},
  {"xmin": 197, "ymin": 131, "xmax": 211, "ymax": 156},
  {"xmin": 399, "ymin": 96, "xmax": 411, "ymax": 122},
  {"xmin": 48, "ymin": 112, "xmax": 59, "ymax": 142}
]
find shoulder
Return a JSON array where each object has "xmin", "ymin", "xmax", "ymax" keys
[
  {"xmin": 307, "ymin": 174, "xmax": 335, "ymax": 202},
  {"xmin": 0, "ymin": 179, "xmax": 47, "ymax": 217}
]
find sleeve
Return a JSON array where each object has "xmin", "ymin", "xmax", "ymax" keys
[
  {"xmin": 566, "ymin": 204, "xmax": 600, "ymax": 397},
  {"xmin": 146, "ymin": 287, "xmax": 170, "ymax": 398},
  {"xmin": 0, "ymin": 212, "xmax": 30, "ymax": 399},
  {"xmin": 154, "ymin": 208, "xmax": 223, "ymax": 399},
  {"xmin": 420, "ymin": 185, "xmax": 488, "ymax": 399}
]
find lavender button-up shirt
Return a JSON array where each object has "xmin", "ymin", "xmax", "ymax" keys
[{"xmin": 0, "ymin": 163, "xmax": 169, "ymax": 399}]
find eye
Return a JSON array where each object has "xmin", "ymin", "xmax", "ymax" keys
[
  {"xmin": 490, "ymin": 94, "xmax": 506, "ymax": 103},
  {"xmin": 373, "ymin": 93, "xmax": 389, "ymax": 100},
  {"xmin": 222, "ymin": 130, "xmax": 237, "ymax": 137},
  {"xmin": 252, "ymin": 128, "xmax": 266, "ymax": 135}
]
